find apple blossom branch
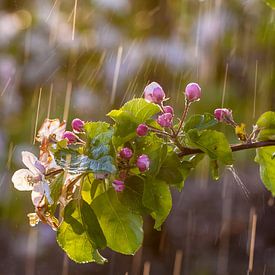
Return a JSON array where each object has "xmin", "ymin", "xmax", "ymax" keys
[{"xmin": 177, "ymin": 140, "xmax": 275, "ymax": 157}]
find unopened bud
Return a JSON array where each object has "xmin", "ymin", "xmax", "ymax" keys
[
  {"xmin": 71, "ymin": 118, "xmax": 84, "ymax": 132},
  {"xmin": 214, "ymin": 108, "xmax": 235, "ymax": 125},
  {"xmin": 144, "ymin": 82, "xmax": 165, "ymax": 104},
  {"xmin": 136, "ymin": 124, "xmax": 149, "ymax": 136},
  {"xmin": 136, "ymin": 154, "xmax": 150, "ymax": 172},
  {"xmin": 62, "ymin": 131, "xmax": 78, "ymax": 144},
  {"xmin": 157, "ymin": 113, "xmax": 173, "ymax": 128},
  {"xmin": 185, "ymin": 82, "xmax": 201, "ymax": 102},
  {"xmin": 119, "ymin": 147, "xmax": 133, "ymax": 160},
  {"xmin": 163, "ymin": 105, "xmax": 174, "ymax": 116},
  {"xmin": 112, "ymin": 179, "xmax": 125, "ymax": 192}
]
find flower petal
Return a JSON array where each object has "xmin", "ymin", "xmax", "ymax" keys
[
  {"xmin": 12, "ymin": 169, "xmax": 34, "ymax": 191},
  {"xmin": 22, "ymin": 151, "xmax": 39, "ymax": 174},
  {"xmin": 31, "ymin": 182, "xmax": 44, "ymax": 206}
]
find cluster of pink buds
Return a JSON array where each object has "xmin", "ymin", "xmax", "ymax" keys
[
  {"xmin": 113, "ymin": 147, "xmax": 150, "ymax": 192},
  {"xmin": 62, "ymin": 118, "xmax": 85, "ymax": 144}
]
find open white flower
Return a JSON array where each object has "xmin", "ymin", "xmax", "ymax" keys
[
  {"xmin": 12, "ymin": 151, "xmax": 53, "ymax": 206},
  {"xmin": 37, "ymin": 118, "xmax": 66, "ymax": 142}
]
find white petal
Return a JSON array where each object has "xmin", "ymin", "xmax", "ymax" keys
[
  {"xmin": 31, "ymin": 182, "xmax": 44, "ymax": 206},
  {"xmin": 22, "ymin": 151, "xmax": 38, "ymax": 174},
  {"xmin": 54, "ymin": 121, "xmax": 66, "ymax": 141},
  {"xmin": 12, "ymin": 169, "xmax": 34, "ymax": 191}
]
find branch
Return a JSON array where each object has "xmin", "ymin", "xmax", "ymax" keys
[{"xmin": 178, "ymin": 140, "xmax": 275, "ymax": 157}]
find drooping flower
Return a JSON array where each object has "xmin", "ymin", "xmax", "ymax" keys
[
  {"xmin": 157, "ymin": 113, "xmax": 173, "ymax": 127},
  {"xmin": 136, "ymin": 154, "xmax": 150, "ymax": 172},
  {"xmin": 12, "ymin": 151, "xmax": 53, "ymax": 207},
  {"xmin": 72, "ymin": 118, "xmax": 84, "ymax": 132},
  {"xmin": 144, "ymin": 82, "xmax": 165, "ymax": 104},
  {"xmin": 119, "ymin": 147, "xmax": 133, "ymax": 160},
  {"xmin": 62, "ymin": 131, "xmax": 78, "ymax": 144},
  {"xmin": 214, "ymin": 108, "xmax": 235, "ymax": 125},
  {"xmin": 112, "ymin": 179, "xmax": 125, "ymax": 192},
  {"xmin": 136, "ymin": 124, "xmax": 149, "ymax": 136},
  {"xmin": 37, "ymin": 118, "xmax": 66, "ymax": 143},
  {"xmin": 185, "ymin": 82, "xmax": 201, "ymax": 102}
]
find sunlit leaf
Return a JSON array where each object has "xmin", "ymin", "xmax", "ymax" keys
[
  {"xmin": 255, "ymin": 146, "xmax": 275, "ymax": 195},
  {"xmin": 263, "ymin": 0, "xmax": 275, "ymax": 9},
  {"xmin": 57, "ymin": 200, "xmax": 107, "ymax": 264},
  {"xmin": 107, "ymin": 98, "xmax": 160, "ymax": 146},
  {"xmin": 142, "ymin": 177, "xmax": 172, "ymax": 230},
  {"xmin": 184, "ymin": 113, "xmax": 217, "ymax": 132},
  {"xmin": 256, "ymin": 111, "xmax": 275, "ymax": 141},
  {"xmin": 92, "ymin": 189, "xmax": 143, "ymax": 255},
  {"xmin": 187, "ymin": 129, "xmax": 233, "ymax": 165}
]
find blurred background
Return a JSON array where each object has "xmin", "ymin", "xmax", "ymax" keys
[{"xmin": 0, "ymin": 0, "xmax": 275, "ymax": 274}]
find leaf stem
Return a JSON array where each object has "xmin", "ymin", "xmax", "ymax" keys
[
  {"xmin": 177, "ymin": 140, "xmax": 275, "ymax": 157},
  {"xmin": 175, "ymin": 100, "xmax": 191, "ymax": 137}
]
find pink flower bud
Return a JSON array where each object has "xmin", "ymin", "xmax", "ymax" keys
[
  {"xmin": 163, "ymin": 105, "xmax": 174, "ymax": 116},
  {"xmin": 185, "ymin": 82, "xmax": 201, "ymax": 102},
  {"xmin": 157, "ymin": 113, "xmax": 173, "ymax": 128},
  {"xmin": 112, "ymin": 179, "xmax": 125, "ymax": 192},
  {"xmin": 144, "ymin": 82, "xmax": 165, "ymax": 104},
  {"xmin": 136, "ymin": 154, "xmax": 150, "ymax": 172},
  {"xmin": 119, "ymin": 147, "xmax": 133, "ymax": 160},
  {"xmin": 62, "ymin": 131, "xmax": 78, "ymax": 144},
  {"xmin": 71, "ymin": 118, "xmax": 84, "ymax": 132},
  {"xmin": 214, "ymin": 108, "xmax": 233, "ymax": 124},
  {"xmin": 136, "ymin": 124, "xmax": 149, "ymax": 136}
]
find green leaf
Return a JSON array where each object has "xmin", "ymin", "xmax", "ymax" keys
[
  {"xmin": 142, "ymin": 178, "xmax": 172, "ymax": 230},
  {"xmin": 120, "ymin": 98, "xmax": 161, "ymax": 122},
  {"xmin": 81, "ymin": 174, "xmax": 104, "ymax": 204},
  {"xmin": 107, "ymin": 98, "xmax": 160, "ymax": 146},
  {"xmin": 118, "ymin": 176, "xmax": 148, "ymax": 214},
  {"xmin": 187, "ymin": 129, "xmax": 233, "ymax": 165},
  {"xmin": 184, "ymin": 113, "xmax": 217, "ymax": 132},
  {"xmin": 263, "ymin": 0, "xmax": 275, "ymax": 9},
  {"xmin": 255, "ymin": 146, "xmax": 275, "ymax": 195},
  {"xmin": 256, "ymin": 111, "xmax": 275, "ymax": 141},
  {"xmin": 210, "ymin": 159, "xmax": 219, "ymax": 180},
  {"xmin": 92, "ymin": 189, "xmax": 143, "ymax": 255},
  {"xmin": 157, "ymin": 151, "xmax": 185, "ymax": 190},
  {"xmin": 157, "ymin": 151, "xmax": 204, "ymax": 191},
  {"xmin": 50, "ymin": 172, "xmax": 64, "ymax": 204},
  {"xmin": 135, "ymin": 133, "xmax": 167, "ymax": 176},
  {"xmin": 57, "ymin": 200, "xmax": 107, "ymax": 264}
]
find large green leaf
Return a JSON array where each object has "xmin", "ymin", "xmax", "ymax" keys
[
  {"xmin": 263, "ymin": 0, "xmax": 275, "ymax": 9},
  {"xmin": 142, "ymin": 178, "xmax": 172, "ymax": 230},
  {"xmin": 107, "ymin": 98, "xmax": 160, "ymax": 146},
  {"xmin": 256, "ymin": 111, "xmax": 275, "ymax": 141},
  {"xmin": 81, "ymin": 174, "xmax": 104, "ymax": 204},
  {"xmin": 157, "ymin": 151, "xmax": 204, "ymax": 191},
  {"xmin": 187, "ymin": 129, "xmax": 233, "ymax": 165},
  {"xmin": 92, "ymin": 189, "xmax": 143, "ymax": 255},
  {"xmin": 57, "ymin": 200, "xmax": 107, "ymax": 264},
  {"xmin": 255, "ymin": 146, "xmax": 275, "ymax": 195},
  {"xmin": 184, "ymin": 113, "xmax": 217, "ymax": 133},
  {"xmin": 118, "ymin": 176, "xmax": 148, "ymax": 214}
]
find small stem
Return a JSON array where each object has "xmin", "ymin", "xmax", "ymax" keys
[
  {"xmin": 147, "ymin": 125, "xmax": 173, "ymax": 138},
  {"xmin": 177, "ymin": 140, "xmax": 275, "ymax": 157},
  {"xmin": 175, "ymin": 100, "xmax": 191, "ymax": 137},
  {"xmin": 45, "ymin": 168, "xmax": 64, "ymax": 177}
]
